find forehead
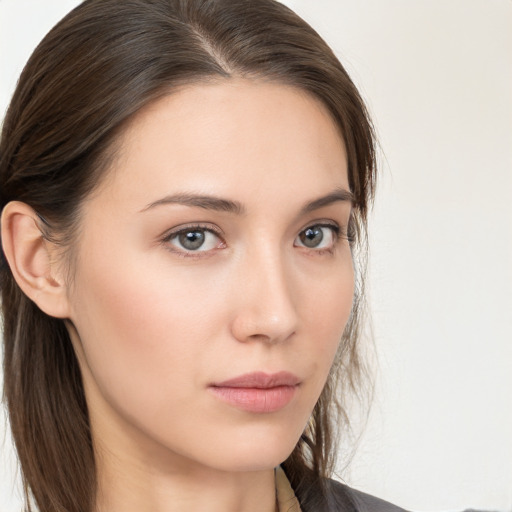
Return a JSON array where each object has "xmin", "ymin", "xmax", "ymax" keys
[{"xmin": 98, "ymin": 78, "xmax": 349, "ymax": 209}]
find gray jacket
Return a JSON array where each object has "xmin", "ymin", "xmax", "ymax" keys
[{"xmin": 299, "ymin": 478, "xmax": 407, "ymax": 512}]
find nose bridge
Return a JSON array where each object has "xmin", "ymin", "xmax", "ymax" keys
[{"xmin": 231, "ymin": 240, "xmax": 298, "ymax": 344}]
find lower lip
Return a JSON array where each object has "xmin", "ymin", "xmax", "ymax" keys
[{"xmin": 209, "ymin": 385, "xmax": 298, "ymax": 413}]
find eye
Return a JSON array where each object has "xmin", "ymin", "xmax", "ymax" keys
[
  {"xmin": 164, "ymin": 226, "xmax": 224, "ymax": 254},
  {"xmin": 295, "ymin": 224, "xmax": 339, "ymax": 250}
]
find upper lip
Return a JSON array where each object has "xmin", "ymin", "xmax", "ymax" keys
[{"xmin": 211, "ymin": 371, "xmax": 301, "ymax": 389}]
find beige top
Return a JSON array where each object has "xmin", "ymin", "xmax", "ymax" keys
[{"xmin": 275, "ymin": 466, "xmax": 302, "ymax": 512}]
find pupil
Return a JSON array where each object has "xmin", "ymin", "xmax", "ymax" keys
[
  {"xmin": 301, "ymin": 227, "xmax": 323, "ymax": 248},
  {"xmin": 179, "ymin": 230, "xmax": 205, "ymax": 250}
]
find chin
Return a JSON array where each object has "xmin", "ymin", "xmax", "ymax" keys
[
  {"xmin": 189, "ymin": 424, "xmax": 301, "ymax": 473},
  {"xmin": 203, "ymin": 449, "xmax": 293, "ymax": 474}
]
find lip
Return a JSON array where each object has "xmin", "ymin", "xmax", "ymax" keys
[{"xmin": 209, "ymin": 371, "xmax": 301, "ymax": 413}]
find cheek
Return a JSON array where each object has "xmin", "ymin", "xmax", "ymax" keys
[
  {"xmin": 294, "ymin": 256, "xmax": 355, "ymax": 387},
  {"xmin": 302, "ymin": 255, "xmax": 354, "ymax": 337},
  {"xmin": 67, "ymin": 239, "xmax": 225, "ymax": 421}
]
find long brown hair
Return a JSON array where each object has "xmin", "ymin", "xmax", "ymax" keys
[{"xmin": 0, "ymin": 1, "xmax": 376, "ymax": 510}]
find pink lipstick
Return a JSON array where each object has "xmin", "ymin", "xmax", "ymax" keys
[{"xmin": 209, "ymin": 371, "xmax": 300, "ymax": 413}]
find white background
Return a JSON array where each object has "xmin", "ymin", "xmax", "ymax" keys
[{"xmin": 1, "ymin": 1, "xmax": 511, "ymax": 511}]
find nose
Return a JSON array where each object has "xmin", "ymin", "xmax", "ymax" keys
[{"xmin": 230, "ymin": 248, "xmax": 299, "ymax": 345}]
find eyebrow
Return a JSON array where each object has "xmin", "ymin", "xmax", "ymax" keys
[
  {"xmin": 140, "ymin": 187, "xmax": 353, "ymax": 215},
  {"xmin": 140, "ymin": 193, "xmax": 245, "ymax": 214},
  {"xmin": 299, "ymin": 188, "xmax": 354, "ymax": 214}
]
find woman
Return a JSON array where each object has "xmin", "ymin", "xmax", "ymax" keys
[{"xmin": 0, "ymin": 1, "xmax": 405, "ymax": 511}]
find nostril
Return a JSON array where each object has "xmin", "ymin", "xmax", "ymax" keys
[
  {"xmin": 247, "ymin": 333, "xmax": 272, "ymax": 343},
  {"xmin": 230, "ymin": 305, "xmax": 298, "ymax": 345},
  {"xmin": 229, "ymin": 257, "xmax": 298, "ymax": 344}
]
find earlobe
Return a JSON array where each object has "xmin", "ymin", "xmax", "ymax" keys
[{"xmin": 1, "ymin": 201, "xmax": 71, "ymax": 319}]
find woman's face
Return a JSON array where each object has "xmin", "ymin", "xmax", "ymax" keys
[{"xmin": 66, "ymin": 79, "xmax": 354, "ymax": 473}]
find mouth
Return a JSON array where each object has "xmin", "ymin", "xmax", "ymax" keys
[{"xmin": 208, "ymin": 371, "xmax": 301, "ymax": 413}]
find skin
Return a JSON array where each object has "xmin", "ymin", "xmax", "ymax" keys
[{"xmin": 2, "ymin": 79, "xmax": 354, "ymax": 512}]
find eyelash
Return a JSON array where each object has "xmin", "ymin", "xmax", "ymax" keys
[
  {"xmin": 161, "ymin": 221, "xmax": 349, "ymax": 258},
  {"xmin": 161, "ymin": 223, "xmax": 225, "ymax": 258},
  {"xmin": 294, "ymin": 223, "xmax": 342, "ymax": 254}
]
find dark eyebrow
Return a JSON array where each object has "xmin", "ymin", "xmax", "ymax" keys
[
  {"xmin": 141, "ymin": 187, "xmax": 353, "ymax": 215},
  {"xmin": 299, "ymin": 188, "xmax": 354, "ymax": 214},
  {"xmin": 140, "ymin": 193, "xmax": 245, "ymax": 214}
]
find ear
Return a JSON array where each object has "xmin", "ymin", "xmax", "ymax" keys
[{"xmin": 1, "ymin": 201, "xmax": 71, "ymax": 318}]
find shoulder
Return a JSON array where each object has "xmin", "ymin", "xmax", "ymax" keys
[{"xmin": 323, "ymin": 478, "xmax": 408, "ymax": 512}]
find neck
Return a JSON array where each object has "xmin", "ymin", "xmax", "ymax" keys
[
  {"xmin": 91, "ymin": 418, "xmax": 277, "ymax": 512},
  {"xmin": 95, "ymin": 457, "xmax": 277, "ymax": 512}
]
